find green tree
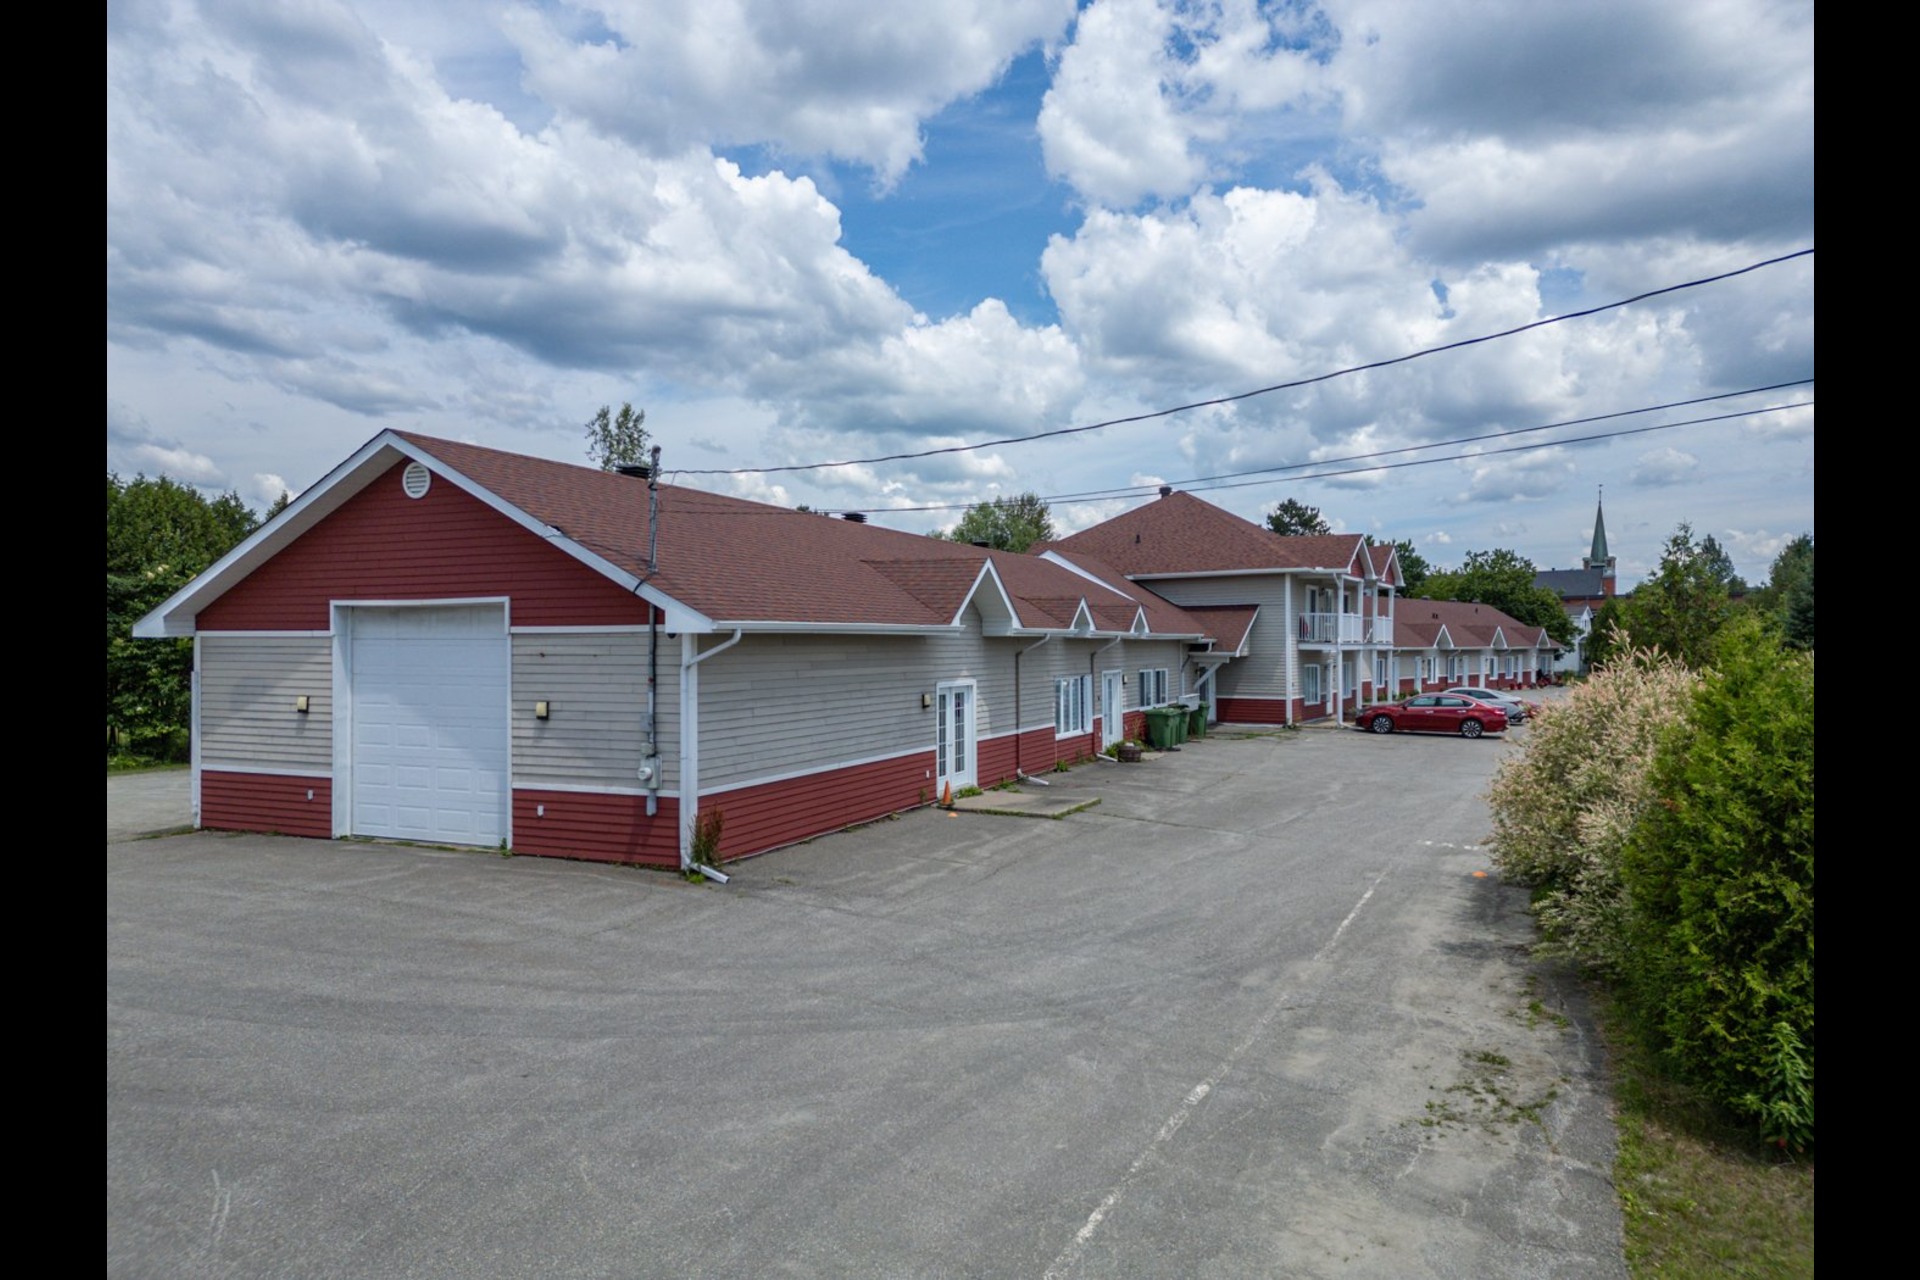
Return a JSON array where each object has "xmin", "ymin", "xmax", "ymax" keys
[
  {"xmin": 1387, "ymin": 538, "xmax": 1430, "ymax": 595},
  {"xmin": 1782, "ymin": 562, "xmax": 1814, "ymax": 650},
  {"xmin": 1420, "ymin": 548, "xmax": 1575, "ymax": 646},
  {"xmin": 584, "ymin": 403, "xmax": 650, "ymax": 471},
  {"xmin": 1622, "ymin": 617, "xmax": 1815, "ymax": 1149},
  {"xmin": 1585, "ymin": 596, "xmax": 1626, "ymax": 670},
  {"xmin": 939, "ymin": 492, "xmax": 1056, "ymax": 553},
  {"xmin": 1698, "ymin": 533, "xmax": 1747, "ymax": 595},
  {"xmin": 107, "ymin": 474, "xmax": 260, "ymax": 760},
  {"xmin": 1619, "ymin": 523, "xmax": 1733, "ymax": 669},
  {"xmin": 1265, "ymin": 497, "xmax": 1331, "ymax": 536}
]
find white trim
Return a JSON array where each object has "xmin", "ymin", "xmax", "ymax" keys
[
  {"xmin": 697, "ymin": 743, "xmax": 933, "ymax": 797},
  {"xmin": 718, "ymin": 620, "xmax": 959, "ymax": 635},
  {"xmin": 190, "ymin": 636, "xmax": 202, "ymax": 826},
  {"xmin": 515, "ymin": 780, "xmax": 683, "ymax": 798},
  {"xmin": 679, "ymin": 629, "xmax": 744, "ymax": 869},
  {"xmin": 694, "ymin": 721, "xmax": 1067, "ymax": 799},
  {"xmin": 1037, "ymin": 551, "xmax": 1133, "ymax": 597},
  {"xmin": 195, "ymin": 629, "xmax": 334, "ymax": 639},
  {"xmin": 330, "ymin": 599, "xmax": 514, "ymax": 847},
  {"xmin": 330, "ymin": 595, "xmax": 511, "ymax": 615},
  {"xmin": 201, "ymin": 763, "xmax": 333, "ymax": 779},
  {"xmin": 510, "ymin": 624, "xmax": 662, "ymax": 635},
  {"xmin": 934, "ymin": 678, "xmax": 979, "ymax": 792},
  {"xmin": 132, "ymin": 432, "xmax": 712, "ymax": 638},
  {"xmin": 1124, "ymin": 566, "xmax": 1345, "ymax": 581},
  {"xmin": 953, "ymin": 560, "xmax": 1019, "ymax": 634},
  {"xmin": 1054, "ymin": 672, "xmax": 1093, "ymax": 739}
]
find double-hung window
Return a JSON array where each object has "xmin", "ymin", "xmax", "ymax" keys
[
  {"xmin": 1138, "ymin": 668, "xmax": 1168, "ymax": 708},
  {"xmin": 1301, "ymin": 662, "xmax": 1322, "ymax": 704},
  {"xmin": 1055, "ymin": 675, "xmax": 1092, "ymax": 737}
]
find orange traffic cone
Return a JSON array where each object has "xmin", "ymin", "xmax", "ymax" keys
[{"xmin": 941, "ymin": 781, "xmax": 953, "ymax": 808}]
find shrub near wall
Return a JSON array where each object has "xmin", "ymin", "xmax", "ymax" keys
[
  {"xmin": 1622, "ymin": 618, "xmax": 1815, "ymax": 1150},
  {"xmin": 1484, "ymin": 644, "xmax": 1699, "ymax": 976}
]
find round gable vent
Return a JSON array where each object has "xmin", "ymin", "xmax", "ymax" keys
[{"xmin": 402, "ymin": 462, "xmax": 432, "ymax": 499}]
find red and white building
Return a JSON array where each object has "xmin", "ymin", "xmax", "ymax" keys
[{"xmin": 136, "ymin": 432, "xmax": 1236, "ymax": 870}]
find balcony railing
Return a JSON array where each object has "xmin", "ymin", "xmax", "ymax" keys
[{"xmin": 1298, "ymin": 611, "xmax": 1364, "ymax": 643}]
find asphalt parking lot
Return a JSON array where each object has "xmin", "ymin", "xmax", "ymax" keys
[{"xmin": 108, "ymin": 711, "xmax": 1621, "ymax": 1278}]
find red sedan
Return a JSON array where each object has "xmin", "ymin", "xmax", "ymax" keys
[{"xmin": 1361, "ymin": 694, "xmax": 1509, "ymax": 738}]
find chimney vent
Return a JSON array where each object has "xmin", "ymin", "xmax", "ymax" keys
[
  {"xmin": 841, "ymin": 511, "xmax": 868, "ymax": 524},
  {"xmin": 1158, "ymin": 485, "xmax": 1173, "ymax": 498},
  {"xmin": 615, "ymin": 462, "xmax": 651, "ymax": 480}
]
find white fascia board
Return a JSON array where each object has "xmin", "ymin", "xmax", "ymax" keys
[
  {"xmin": 952, "ymin": 559, "xmax": 1018, "ymax": 629},
  {"xmin": 1068, "ymin": 600, "xmax": 1095, "ymax": 633},
  {"xmin": 1433, "ymin": 626, "xmax": 1455, "ymax": 649},
  {"xmin": 1038, "ymin": 551, "xmax": 1132, "ymax": 597},
  {"xmin": 1125, "ymin": 567, "xmax": 1300, "ymax": 581},
  {"xmin": 1490, "ymin": 629, "xmax": 1509, "ymax": 649},
  {"xmin": 131, "ymin": 430, "xmax": 712, "ymax": 638},
  {"xmin": 386, "ymin": 436, "xmax": 711, "ymax": 634},
  {"xmin": 718, "ymin": 620, "xmax": 957, "ymax": 635},
  {"xmin": 132, "ymin": 431, "xmax": 404, "ymax": 637}
]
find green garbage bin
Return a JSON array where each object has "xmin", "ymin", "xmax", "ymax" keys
[
  {"xmin": 1146, "ymin": 707, "xmax": 1182, "ymax": 750},
  {"xmin": 1171, "ymin": 706, "xmax": 1188, "ymax": 745},
  {"xmin": 1188, "ymin": 702, "xmax": 1208, "ymax": 739}
]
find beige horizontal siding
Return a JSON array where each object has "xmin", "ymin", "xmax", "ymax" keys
[
  {"xmin": 512, "ymin": 633, "xmax": 681, "ymax": 792},
  {"xmin": 694, "ymin": 628, "xmax": 1042, "ymax": 791},
  {"xmin": 1145, "ymin": 575, "xmax": 1295, "ymax": 700},
  {"xmin": 199, "ymin": 635, "xmax": 333, "ymax": 771}
]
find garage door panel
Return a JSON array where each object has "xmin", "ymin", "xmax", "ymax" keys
[{"xmin": 351, "ymin": 605, "xmax": 509, "ymax": 846}]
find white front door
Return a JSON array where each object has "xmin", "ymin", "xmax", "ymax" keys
[
  {"xmin": 935, "ymin": 680, "xmax": 976, "ymax": 792},
  {"xmin": 1101, "ymin": 670, "xmax": 1124, "ymax": 748}
]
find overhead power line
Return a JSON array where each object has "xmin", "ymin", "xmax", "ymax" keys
[
  {"xmin": 824, "ymin": 397, "xmax": 1809, "ymax": 516},
  {"xmin": 670, "ymin": 248, "xmax": 1813, "ymax": 479}
]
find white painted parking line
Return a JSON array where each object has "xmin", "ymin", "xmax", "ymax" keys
[{"xmin": 1043, "ymin": 869, "xmax": 1390, "ymax": 1280}]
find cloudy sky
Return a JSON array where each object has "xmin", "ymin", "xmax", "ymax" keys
[{"xmin": 107, "ymin": 0, "xmax": 1814, "ymax": 587}]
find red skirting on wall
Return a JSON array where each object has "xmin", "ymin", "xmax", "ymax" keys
[
  {"xmin": 512, "ymin": 790, "xmax": 682, "ymax": 867},
  {"xmin": 201, "ymin": 770, "xmax": 333, "ymax": 839},
  {"xmin": 702, "ymin": 751, "xmax": 937, "ymax": 861},
  {"xmin": 1215, "ymin": 696, "xmax": 1289, "ymax": 725}
]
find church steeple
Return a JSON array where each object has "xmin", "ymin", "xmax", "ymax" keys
[{"xmin": 1582, "ymin": 487, "xmax": 1617, "ymax": 592}]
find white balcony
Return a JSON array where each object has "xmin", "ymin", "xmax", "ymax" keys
[{"xmin": 1298, "ymin": 611, "xmax": 1365, "ymax": 643}]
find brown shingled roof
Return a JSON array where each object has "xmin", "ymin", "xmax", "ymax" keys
[
  {"xmin": 397, "ymin": 432, "xmax": 1223, "ymax": 638},
  {"xmin": 1040, "ymin": 490, "xmax": 1373, "ymax": 577}
]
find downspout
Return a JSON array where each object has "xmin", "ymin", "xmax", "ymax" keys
[
  {"xmin": 679, "ymin": 628, "xmax": 744, "ymax": 882},
  {"xmin": 643, "ymin": 446, "xmax": 662, "ymax": 817},
  {"xmin": 1013, "ymin": 634, "xmax": 1051, "ymax": 782}
]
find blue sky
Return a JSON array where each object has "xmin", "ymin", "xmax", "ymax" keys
[{"xmin": 107, "ymin": 0, "xmax": 1814, "ymax": 587}]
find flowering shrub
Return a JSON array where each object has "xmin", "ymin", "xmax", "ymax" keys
[{"xmin": 1485, "ymin": 642, "xmax": 1699, "ymax": 975}]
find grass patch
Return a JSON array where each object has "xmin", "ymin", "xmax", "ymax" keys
[{"xmin": 1603, "ymin": 992, "xmax": 1814, "ymax": 1279}]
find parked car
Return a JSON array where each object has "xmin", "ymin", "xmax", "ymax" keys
[
  {"xmin": 1441, "ymin": 686, "xmax": 1539, "ymax": 723},
  {"xmin": 1362, "ymin": 694, "xmax": 1509, "ymax": 738}
]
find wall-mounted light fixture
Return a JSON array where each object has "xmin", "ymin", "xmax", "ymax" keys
[
  {"xmin": 294, "ymin": 695, "xmax": 310, "ymax": 714},
  {"xmin": 921, "ymin": 692, "xmax": 932, "ymax": 709},
  {"xmin": 535, "ymin": 701, "xmax": 551, "ymax": 720}
]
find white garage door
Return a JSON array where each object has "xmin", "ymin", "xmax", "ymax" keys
[{"xmin": 350, "ymin": 605, "xmax": 509, "ymax": 846}]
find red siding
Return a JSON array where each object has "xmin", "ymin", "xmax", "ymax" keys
[
  {"xmin": 976, "ymin": 731, "xmax": 1021, "ymax": 787},
  {"xmin": 1216, "ymin": 696, "xmax": 1289, "ymax": 724},
  {"xmin": 198, "ymin": 461, "xmax": 651, "ymax": 631},
  {"xmin": 201, "ymin": 771, "xmax": 333, "ymax": 839},
  {"xmin": 703, "ymin": 752, "xmax": 936, "ymax": 860},
  {"xmin": 513, "ymin": 790, "xmax": 681, "ymax": 867}
]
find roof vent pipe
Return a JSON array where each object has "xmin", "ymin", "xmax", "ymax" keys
[
  {"xmin": 1158, "ymin": 485, "xmax": 1173, "ymax": 498},
  {"xmin": 842, "ymin": 512, "xmax": 868, "ymax": 523}
]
